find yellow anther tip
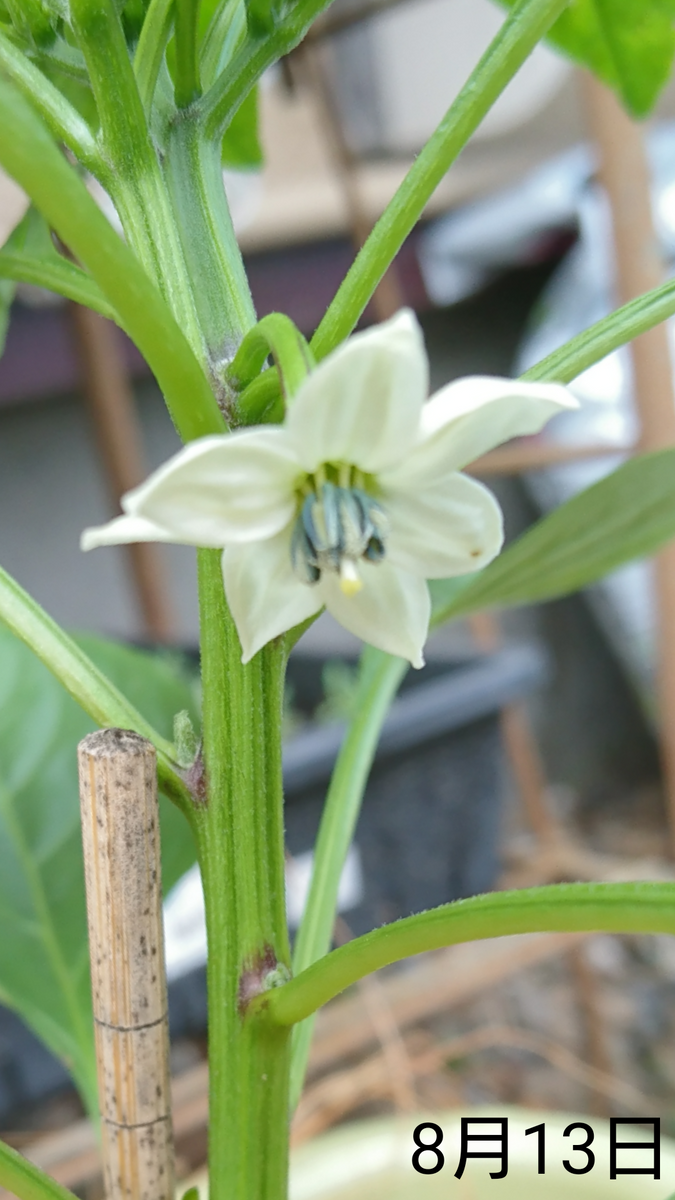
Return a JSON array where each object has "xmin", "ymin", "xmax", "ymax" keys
[{"xmin": 339, "ymin": 577, "xmax": 364, "ymax": 597}]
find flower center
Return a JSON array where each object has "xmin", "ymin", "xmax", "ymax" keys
[{"xmin": 291, "ymin": 472, "xmax": 388, "ymax": 596}]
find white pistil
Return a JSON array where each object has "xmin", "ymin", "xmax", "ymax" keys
[{"xmin": 339, "ymin": 558, "xmax": 363, "ymax": 596}]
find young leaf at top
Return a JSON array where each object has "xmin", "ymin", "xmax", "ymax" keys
[{"xmin": 492, "ymin": 0, "xmax": 675, "ymax": 117}]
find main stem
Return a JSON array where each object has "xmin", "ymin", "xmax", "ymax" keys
[{"xmin": 193, "ymin": 550, "xmax": 292, "ymax": 1200}]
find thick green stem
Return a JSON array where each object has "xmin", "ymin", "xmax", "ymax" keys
[
  {"xmin": 69, "ymin": 0, "xmax": 204, "ymax": 359},
  {"xmin": 310, "ymin": 0, "xmax": 570, "ymax": 361},
  {"xmin": 289, "ymin": 649, "xmax": 408, "ymax": 1109},
  {"xmin": 193, "ymin": 549, "xmax": 291, "ymax": 1200},
  {"xmin": 164, "ymin": 115, "xmax": 257, "ymax": 392},
  {"xmin": 265, "ymin": 881, "xmax": 675, "ymax": 1026}
]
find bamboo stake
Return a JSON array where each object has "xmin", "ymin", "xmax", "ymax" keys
[
  {"xmin": 78, "ymin": 729, "xmax": 174, "ymax": 1200},
  {"xmin": 583, "ymin": 75, "xmax": 675, "ymax": 857}
]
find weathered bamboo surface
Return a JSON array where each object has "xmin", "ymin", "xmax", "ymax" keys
[{"xmin": 78, "ymin": 728, "xmax": 174, "ymax": 1200}]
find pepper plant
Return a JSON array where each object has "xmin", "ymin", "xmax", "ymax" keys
[{"xmin": 2, "ymin": 1, "xmax": 675, "ymax": 1199}]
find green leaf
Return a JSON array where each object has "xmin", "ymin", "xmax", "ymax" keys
[
  {"xmin": 493, "ymin": 0, "xmax": 675, "ymax": 117},
  {"xmin": 0, "ymin": 562, "xmax": 191, "ymax": 809},
  {"xmin": 432, "ymin": 448, "xmax": 675, "ymax": 626},
  {"xmin": 0, "ymin": 207, "xmax": 119, "ymax": 320},
  {"xmin": 221, "ymin": 86, "xmax": 262, "ymax": 169},
  {"xmin": 0, "ymin": 624, "xmax": 200, "ymax": 1116},
  {"xmin": 0, "ymin": 1137, "xmax": 78, "ymax": 1200}
]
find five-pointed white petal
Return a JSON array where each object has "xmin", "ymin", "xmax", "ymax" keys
[
  {"xmin": 384, "ymin": 471, "xmax": 503, "ymax": 578},
  {"xmin": 390, "ymin": 376, "xmax": 577, "ymax": 488},
  {"xmin": 122, "ymin": 429, "xmax": 301, "ymax": 544},
  {"xmin": 222, "ymin": 526, "xmax": 323, "ymax": 663},
  {"xmin": 318, "ymin": 560, "xmax": 430, "ymax": 668},
  {"xmin": 81, "ymin": 513, "xmax": 192, "ymax": 550},
  {"xmin": 286, "ymin": 310, "xmax": 427, "ymax": 474}
]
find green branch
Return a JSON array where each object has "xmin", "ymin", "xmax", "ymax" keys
[
  {"xmin": 263, "ymin": 882, "xmax": 675, "ymax": 1026},
  {"xmin": 200, "ymin": 0, "xmax": 247, "ymax": 89},
  {"xmin": 174, "ymin": 0, "xmax": 202, "ymax": 107},
  {"xmin": 0, "ymin": 26, "xmax": 99, "ymax": 170},
  {"xmin": 69, "ymin": 0, "xmax": 153, "ymax": 173},
  {"xmin": 0, "ymin": 76, "xmax": 224, "ymax": 442},
  {"xmin": 523, "ymin": 276, "xmax": 675, "ymax": 384},
  {"xmin": 197, "ymin": 0, "xmax": 339, "ymax": 140},
  {"xmin": 0, "ymin": 1138, "xmax": 78, "ymax": 1200},
  {"xmin": 309, "ymin": 0, "xmax": 569, "ymax": 362},
  {"xmin": 289, "ymin": 649, "xmax": 408, "ymax": 1108},
  {"xmin": 133, "ymin": 0, "xmax": 174, "ymax": 112},
  {"xmin": 0, "ymin": 564, "xmax": 193, "ymax": 816}
]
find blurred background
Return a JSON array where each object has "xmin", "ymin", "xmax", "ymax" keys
[{"xmin": 2, "ymin": 0, "xmax": 675, "ymax": 1190}]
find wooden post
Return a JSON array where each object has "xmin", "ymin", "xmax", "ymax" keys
[
  {"xmin": 583, "ymin": 75, "xmax": 675, "ymax": 856},
  {"xmin": 78, "ymin": 729, "xmax": 174, "ymax": 1200},
  {"xmin": 70, "ymin": 305, "xmax": 174, "ymax": 642}
]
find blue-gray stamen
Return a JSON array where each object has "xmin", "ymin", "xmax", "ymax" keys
[
  {"xmin": 291, "ymin": 519, "xmax": 320, "ymax": 584},
  {"xmin": 291, "ymin": 477, "xmax": 389, "ymax": 590}
]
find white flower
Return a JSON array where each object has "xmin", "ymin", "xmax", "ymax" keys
[{"xmin": 82, "ymin": 310, "xmax": 576, "ymax": 667}]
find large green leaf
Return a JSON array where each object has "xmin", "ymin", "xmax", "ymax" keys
[
  {"xmin": 431, "ymin": 447, "xmax": 675, "ymax": 625},
  {"xmin": 493, "ymin": 0, "xmax": 675, "ymax": 117},
  {"xmin": 0, "ymin": 624, "xmax": 199, "ymax": 1116}
]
